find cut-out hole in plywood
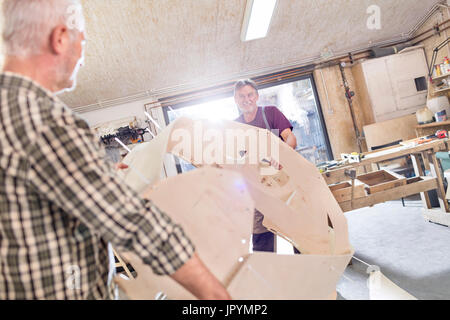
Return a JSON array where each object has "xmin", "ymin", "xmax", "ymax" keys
[{"xmin": 357, "ymin": 169, "xmax": 406, "ymax": 194}]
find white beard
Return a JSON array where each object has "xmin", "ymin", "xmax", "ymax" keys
[{"xmin": 55, "ymin": 54, "xmax": 84, "ymax": 95}]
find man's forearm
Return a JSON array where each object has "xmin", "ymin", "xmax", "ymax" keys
[
  {"xmin": 286, "ymin": 133, "xmax": 297, "ymax": 149},
  {"xmin": 170, "ymin": 252, "xmax": 231, "ymax": 300},
  {"xmin": 280, "ymin": 129, "xmax": 297, "ymax": 150}
]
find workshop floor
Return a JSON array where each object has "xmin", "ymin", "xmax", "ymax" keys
[
  {"xmin": 333, "ymin": 198, "xmax": 450, "ymax": 300},
  {"xmin": 276, "ymin": 196, "xmax": 450, "ymax": 300}
]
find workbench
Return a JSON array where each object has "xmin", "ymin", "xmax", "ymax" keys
[{"xmin": 323, "ymin": 139, "xmax": 449, "ymax": 214}]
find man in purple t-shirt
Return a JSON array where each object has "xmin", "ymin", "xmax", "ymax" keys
[{"xmin": 234, "ymin": 79, "xmax": 299, "ymax": 253}]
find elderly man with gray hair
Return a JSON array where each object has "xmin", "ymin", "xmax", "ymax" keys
[
  {"xmin": 0, "ymin": 0, "xmax": 230, "ymax": 300},
  {"xmin": 234, "ymin": 79, "xmax": 299, "ymax": 254}
]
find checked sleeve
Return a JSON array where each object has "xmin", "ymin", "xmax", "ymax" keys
[{"xmin": 24, "ymin": 104, "xmax": 195, "ymax": 276}]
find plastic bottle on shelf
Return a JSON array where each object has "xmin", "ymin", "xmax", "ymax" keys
[
  {"xmin": 444, "ymin": 57, "xmax": 450, "ymax": 74},
  {"xmin": 436, "ymin": 64, "xmax": 442, "ymax": 76}
]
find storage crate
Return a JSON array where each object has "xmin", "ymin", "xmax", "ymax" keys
[
  {"xmin": 329, "ymin": 180, "xmax": 366, "ymax": 203},
  {"xmin": 356, "ymin": 169, "xmax": 406, "ymax": 194}
]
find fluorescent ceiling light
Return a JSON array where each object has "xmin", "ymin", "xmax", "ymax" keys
[{"xmin": 241, "ymin": 0, "xmax": 278, "ymax": 42}]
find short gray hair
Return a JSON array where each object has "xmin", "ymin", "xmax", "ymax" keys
[
  {"xmin": 2, "ymin": 0, "xmax": 83, "ymax": 57},
  {"xmin": 234, "ymin": 79, "xmax": 259, "ymax": 95}
]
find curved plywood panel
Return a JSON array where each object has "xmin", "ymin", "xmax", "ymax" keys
[{"xmin": 115, "ymin": 118, "xmax": 354, "ymax": 299}]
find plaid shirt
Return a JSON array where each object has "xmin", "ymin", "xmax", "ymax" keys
[{"xmin": 0, "ymin": 72, "xmax": 194, "ymax": 299}]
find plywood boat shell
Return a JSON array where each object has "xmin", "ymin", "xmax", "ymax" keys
[{"xmin": 116, "ymin": 118, "xmax": 354, "ymax": 300}]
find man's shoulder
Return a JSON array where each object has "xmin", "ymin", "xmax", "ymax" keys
[
  {"xmin": 262, "ymin": 105, "xmax": 292, "ymax": 128},
  {"xmin": 4, "ymin": 85, "xmax": 88, "ymax": 134},
  {"xmin": 0, "ymin": 73, "xmax": 85, "ymax": 130},
  {"xmin": 262, "ymin": 105, "xmax": 284, "ymax": 117},
  {"xmin": 30, "ymin": 91, "xmax": 86, "ymax": 129},
  {"xmin": 263, "ymin": 105, "xmax": 280, "ymax": 112}
]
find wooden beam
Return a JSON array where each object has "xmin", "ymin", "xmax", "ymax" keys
[
  {"xmin": 113, "ymin": 248, "xmax": 134, "ymax": 279},
  {"xmin": 339, "ymin": 176, "xmax": 438, "ymax": 212},
  {"xmin": 323, "ymin": 140, "xmax": 447, "ymax": 185},
  {"xmin": 410, "ymin": 153, "xmax": 432, "ymax": 209},
  {"xmin": 427, "ymin": 151, "xmax": 450, "ymax": 212}
]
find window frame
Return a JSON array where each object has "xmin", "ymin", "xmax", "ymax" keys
[{"xmin": 162, "ymin": 72, "xmax": 334, "ymax": 168}]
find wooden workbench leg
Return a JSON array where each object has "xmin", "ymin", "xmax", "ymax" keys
[
  {"xmin": 427, "ymin": 151, "xmax": 450, "ymax": 212},
  {"xmin": 411, "ymin": 153, "xmax": 431, "ymax": 209},
  {"xmin": 113, "ymin": 248, "xmax": 134, "ymax": 279},
  {"xmin": 371, "ymin": 163, "xmax": 379, "ymax": 172},
  {"xmin": 421, "ymin": 151, "xmax": 431, "ymax": 171}
]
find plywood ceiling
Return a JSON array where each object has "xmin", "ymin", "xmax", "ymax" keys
[{"xmin": 59, "ymin": 0, "xmax": 442, "ymax": 109}]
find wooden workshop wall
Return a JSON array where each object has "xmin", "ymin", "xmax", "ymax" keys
[
  {"xmin": 414, "ymin": 6, "xmax": 450, "ymax": 100},
  {"xmin": 415, "ymin": 7, "xmax": 450, "ymax": 72},
  {"xmin": 350, "ymin": 62, "xmax": 375, "ymax": 127},
  {"xmin": 313, "ymin": 65, "xmax": 371, "ymax": 160},
  {"xmin": 312, "ymin": 6, "xmax": 450, "ymax": 161}
]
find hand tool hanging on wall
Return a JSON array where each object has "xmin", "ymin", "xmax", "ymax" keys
[
  {"xmin": 100, "ymin": 126, "xmax": 146, "ymax": 147},
  {"xmin": 339, "ymin": 62, "xmax": 363, "ymax": 154}
]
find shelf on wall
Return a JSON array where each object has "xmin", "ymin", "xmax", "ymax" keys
[
  {"xmin": 416, "ymin": 119, "xmax": 450, "ymax": 129},
  {"xmin": 431, "ymin": 73, "xmax": 450, "ymax": 82},
  {"xmin": 434, "ymin": 87, "xmax": 450, "ymax": 94}
]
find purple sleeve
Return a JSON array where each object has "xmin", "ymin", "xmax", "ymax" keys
[{"xmin": 267, "ymin": 106, "xmax": 293, "ymax": 136}]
